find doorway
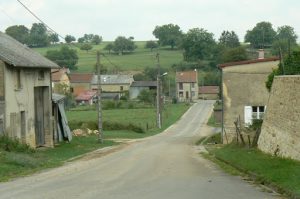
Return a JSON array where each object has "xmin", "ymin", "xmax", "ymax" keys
[{"xmin": 34, "ymin": 86, "xmax": 49, "ymax": 147}]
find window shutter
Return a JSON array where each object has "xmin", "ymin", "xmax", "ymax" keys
[{"xmin": 244, "ymin": 106, "xmax": 252, "ymax": 126}]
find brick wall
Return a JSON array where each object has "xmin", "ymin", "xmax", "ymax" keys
[{"xmin": 258, "ymin": 76, "xmax": 300, "ymax": 160}]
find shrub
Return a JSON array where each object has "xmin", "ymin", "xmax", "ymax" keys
[{"xmin": 0, "ymin": 136, "xmax": 34, "ymax": 153}]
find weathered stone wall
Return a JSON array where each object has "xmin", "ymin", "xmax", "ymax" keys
[
  {"xmin": 222, "ymin": 60, "xmax": 279, "ymax": 143},
  {"xmin": 258, "ymin": 76, "xmax": 300, "ymax": 160}
]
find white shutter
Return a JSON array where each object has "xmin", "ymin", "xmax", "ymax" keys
[{"xmin": 244, "ymin": 106, "xmax": 252, "ymax": 126}]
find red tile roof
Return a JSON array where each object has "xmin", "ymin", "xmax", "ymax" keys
[
  {"xmin": 176, "ymin": 70, "xmax": 197, "ymax": 83},
  {"xmin": 218, "ymin": 57, "xmax": 279, "ymax": 68},
  {"xmin": 51, "ymin": 68, "xmax": 68, "ymax": 82},
  {"xmin": 199, "ymin": 86, "xmax": 219, "ymax": 94},
  {"xmin": 75, "ymin": 90, "xmax": 97, "ymax": 101},
  {"xmin": 69, "ymin": 73, "xmax": 93, "ymax": 83}
]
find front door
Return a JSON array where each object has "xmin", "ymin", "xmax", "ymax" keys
[
  {"xmin": 34, "ymin": 87, "xmax": 45, "ymax": 146},
  {"xmin": 185, "ymin": 91, "xmax": 189, "ymax": 99}
]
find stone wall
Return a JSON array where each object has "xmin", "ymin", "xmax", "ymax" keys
[{"xmin": 258, "ymin": 76, "xmax": 300, "ymax": 160}]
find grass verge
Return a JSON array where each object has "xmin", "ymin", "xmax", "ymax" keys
[
  {"xmin": 0, "ymin": 135, "xmax": 115, "ymax": 182},
  {"xmin": 205, "ymin": 143, "xmax": 300, "ymax": 198},
  {"xmin": 67, "ymin": 103, "xmax": 190, "ymax": 139}
]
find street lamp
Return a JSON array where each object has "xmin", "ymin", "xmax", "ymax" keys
[{"xmin": 157, "ymin": 72, "xmax": 168, "ymax": 129}]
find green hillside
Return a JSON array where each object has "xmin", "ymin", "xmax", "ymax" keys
[{"xmin": 34, "ymin": 41, "xmax": 184, "ymax": 73}]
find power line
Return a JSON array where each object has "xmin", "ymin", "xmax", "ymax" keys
[
  {"xmin": 16, "ymin": 0, "xmax": 123, "ymax": 70},
  {"xmin": 15, "ymin": 0, "xmax": 66, "ymax": 42}
]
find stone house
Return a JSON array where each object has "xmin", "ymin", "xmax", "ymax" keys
[
  {"xmin": 176, "ymin": 70, "xmax": 199, "ymax": 102},
  {"xmin": 90, "ymin": 74, "xmax": 134, "ymax": 99},
  {"xmin": 69, "ymin": 73, "xmax": 93, "ymax": 96},
  {"xmin": 258, "ymin": 76, "xmax": 300, "ymax": 161},
  {"xmin": 219, "ymin": 57, "xmax": 279, "ymax": 143},
  {"xmin": 129, "ymin": 81, "xmax": 157, "ymax": 99},
  {"xmin": 0, "ymin": 32, "xmax": 59, "ymax": 148},
  {"xmin": 51, "ymin": 67, "xmax": 70, "ymax": 94}
]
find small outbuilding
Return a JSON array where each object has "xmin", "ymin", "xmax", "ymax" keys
[
  {"xmin": 129, "ymin": 81, "xmax": 157, "ymax": 99},
  {"xmin": 0, "ymin": 31, "xmax": 59, "ymax": 147}
]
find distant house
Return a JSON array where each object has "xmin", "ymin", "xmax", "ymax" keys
[
  {"xmin": 91, "ymin": 74, "xmax": 134, "ymax": 99},
  {"xmin": 219, "ymin": 56, "xmax": 279, "ymax": 143},
  {"xmin": 0, "ymin": 31, "xmax": 59, "ymax": 148},
  {"xmin": 75, "ymin": 90, "xmax": 97, "ymax": 105},
  {"xmin": 199, "ymin": 86, "xmax": 220, "ymax": 100},
  {"xmin": 176, "ymin": 70, "xmax": 199, "ymax": 102},
  {"xmin": 69, "ymin": 73, "xmax": 93, "ymax": 96},
  {"xmin": 51, "ymin": 67, "xmax": 70, "ymax": 94},
  {"xmin": 129, "ymin": 81, "xmax": 157, "ymax": 99}
]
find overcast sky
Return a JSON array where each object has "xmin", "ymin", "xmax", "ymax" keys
[{"xmin": 1, "ymin": 0, "xmax": 299, "ymax": 41}]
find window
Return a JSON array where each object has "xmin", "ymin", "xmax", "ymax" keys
[
  {"xmin": 244, "ymin": 106, "xmax": 266, "ymax": 126},
  {"xmin": 38, "ymin": 70, "xmax": 44, "ymax": 80},
  {"xmin": 191, "ymin": 83, "xmax": 195, "ymax": 88},
  {"xmin": 179, "ymin": 83, "xmax": 183, "ymax": 90},
  {"xmin": 191, "ymin": 91, "xmax": 195, "ymax": 97},
  {"xmin": 179, "ymin": 91, "xmax": 183, "ymax": 97},
  {"xmin": 15, "ymin": 69, "xmax": 22, "ymax": 90},
  {"xmin": 120, "ymin": 86, "xmax": 124, "ymax": 91}
]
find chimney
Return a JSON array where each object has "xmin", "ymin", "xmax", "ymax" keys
[{"xmin": 258, "ymin": 49, "xmax": 265, "ymax": 59}]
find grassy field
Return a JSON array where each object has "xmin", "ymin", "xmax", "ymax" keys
[
  {"xmin": 67, "ymin": 103, "xmax": 190, "ymax": 139},
  {"xmin": 34, "ymin": 42, "xmax": 184, "ymax": 73},
  {"xmin": 205, "ymin": 144, "xmax": 300, "ymax": 198}
]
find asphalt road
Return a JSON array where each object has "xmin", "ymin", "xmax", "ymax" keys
[{"xmin": 0, "ymin": 101, "xmax": 283, "ymax": 199}]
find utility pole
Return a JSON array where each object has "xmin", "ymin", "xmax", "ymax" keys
[
  {"xmin": 96, "ymin": 51, "xmax": 103, "ymax": 143},
  {"xmin": 156, "ymin": 53, "xmax": 161, "ymax": 129}
]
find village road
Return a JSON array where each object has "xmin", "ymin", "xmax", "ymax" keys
[{"xmin": 0, "ymin": 100, "xmax": 283, "ymax": 199}]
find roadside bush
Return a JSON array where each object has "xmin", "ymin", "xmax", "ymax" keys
[{"xmin": 0, "ymin": 136, "xmax": 34, "ymax": 153}]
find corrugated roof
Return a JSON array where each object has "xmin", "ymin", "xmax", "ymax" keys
[
  {"xmin": 199, "ymin": 86, "xmax": 219, "ymax": 94},
  {"xmin": 52, "ymin": 93, "xmax": 65, "ymax": 103},
  {"xmin": 91, "ymin": 74, "xmax": 134, "ymax": 85},
  {"xmin": 69, "ymin": 73, "xmax": 93, "ymax": 83},
  {"xmin": 131, "ymin": 81, "xmax": 157, "ymax": 87},
  {"xmin": 0, "ymin": 31, "xmax": 59, "ymax": 68},
  {"xmin": 218, "ymin": 57, "xmax": 279, "ymax": 68},
  {"xmin": 176, "ymin": 70, "xmax": 197, "ymax": 83}
]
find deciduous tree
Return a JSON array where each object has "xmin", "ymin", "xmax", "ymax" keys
[
  {"xmin": 145, "ymin": 41, "xmax": 158, "ymax": 51},
  {"xmin": 218, "ymin": 30, "xmax": 240, "ymax": 48},
  {"xmin": 65, "ymin": 35, "xmax": 76, "ymax": 43},
  {"xmin": 5, "ymin": 25, "xmax": 29, "ymax": 44},
  {"xmin": 181, "ymin": 28, "xmax": 216, "ymax": 61},
  {"xmin": 46, "ymin": 46, "xmax": 78, "ymax": 70},
  {"xmin": 153, "ymin": 24, "xmax": 182, "ymax": 49},
  {"xmin": 245, "ymin": 21, "xmax": 276, "ymax": 48},
  {"xmin": 80, "ymin": 43, "xmax": 93, "ymax": 52}
]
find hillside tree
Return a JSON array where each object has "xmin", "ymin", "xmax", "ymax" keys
[
  {"xmin": 91, "ymin": 35, "xmax": 102, "ymax": 45},
  {"xmin": 218, "ymin": 30, "xmax": 240, "ymax": 48},
  {"xmin": 112, "ymin": 36, "xmax": 136, "ymax": 55},
  {"xmin": 145, "ymin": 40, "xmax": 159, "ymax": 51},
  {"xmin": 181, "ymin": 28, "xmax": 216, "ymax": 61},
  {"xmin": 28, "ymin": 23, "xmax": 49, "ymax": 47},
  {"xmin": 153, "ymin": 24, "xmax": 183, "ymax": 49},
  {"xmin": 46, "ymin": 46, "xmax": 78, "ymax": 70},
  {"xmin": 5, "ymin": 25, "xmax": 29, "ymax": 44},
  {"xmin": 104, "ymin": 43, "xmax": 114, "ymax": 54},
  {"xmin": 65, "ymin": 35, "xmax": 76, "ymax": 43},
  {"xmin": 80, "ymin": 43, "xmax": 93, "ymax": 52},
  {"xmin": 245, "ymin": 21, "xmax": 276, "ymax": 48},
  {"xmin": 49, "ymin": 33, "xmax": 59, "ymax": 44}
]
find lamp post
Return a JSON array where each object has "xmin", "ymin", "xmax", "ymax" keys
[{"xmin": 156, "ymin": 72, "xmax": 168, "ymax": 129}]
